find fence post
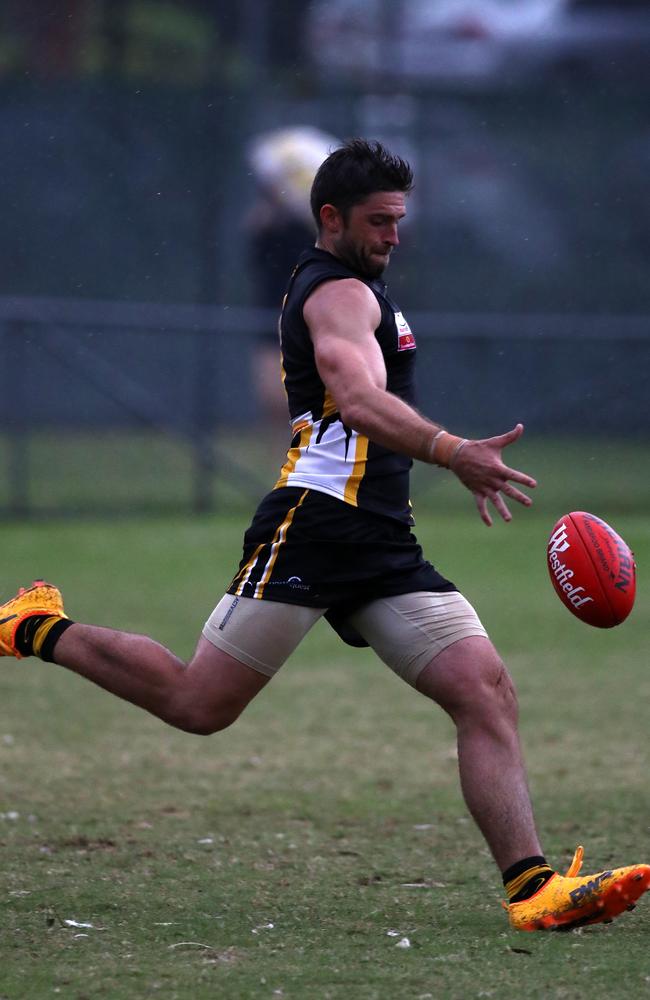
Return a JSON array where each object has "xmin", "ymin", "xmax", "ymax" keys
[
  {"xmin": 191, "ymin": 326, "xmax": 216, "ymax": 513},
  {"xmin": 5, "ymin": 320, "xmax": 30, "ymax": 517}
]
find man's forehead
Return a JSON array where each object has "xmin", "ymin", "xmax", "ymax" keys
[{"xmin": 355, "ymin": 190, "xmax": 407, "ymax": 214}]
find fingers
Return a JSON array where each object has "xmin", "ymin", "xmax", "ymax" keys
[
  {"xmin": 500, "ymin": 482, "xmax": 533, "ymax": 507},
  {"xmin": 487, "ymin": 422, "xmax": 524, "ymax": 448},
  {"xmin": 502, "ymin": 465, "xmax": 537, "ymax": 490},
  {"xmin": 475, "ymin": 493, "xmax": 493, "ymax": 527},
  {"xmin": 458, "ymin": 428, "xmax": 536, "ymax": 490},
  {"xmin": 470, "ymin": 473, "xmax": 534, "ymax": 525},
  {"xmin": 493, "ymin": 492, "xmax": 512, "ymax": 522},
  {"xmin": 459, "ymin": 423, "xmax": 535, "ymax": 525},
  {"xmin": 474, "ymin": 488, "xmax": 522, "ymax": 526}
]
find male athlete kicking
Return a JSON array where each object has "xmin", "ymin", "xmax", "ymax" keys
[{"xmin": 2, "ymin": 139, "xmax": 648, "ymax": 931}]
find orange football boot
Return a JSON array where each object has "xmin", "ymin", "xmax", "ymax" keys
[
  {"xmin": 507, "ymin": 846, "xmax": 650, "ymax": 931},
  {"xmin": 0, "ymin": 580, "xmax": 67, "ymax": 658}
]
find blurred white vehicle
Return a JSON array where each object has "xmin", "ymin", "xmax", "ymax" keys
[{"xmin": 307, "ymin": 0, "xmax": 650, "ymax": 86}]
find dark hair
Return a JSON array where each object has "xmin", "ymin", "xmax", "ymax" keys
[{"xmin": 310, "ymin": 137, "xmax": 413, "ymax": 228}]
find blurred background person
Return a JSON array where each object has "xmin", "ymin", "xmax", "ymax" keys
[{"xmin": 244, "ymin": 126, "xmax": 340, "ymax": 422}]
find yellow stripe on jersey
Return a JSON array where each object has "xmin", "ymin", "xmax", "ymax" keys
[
  {"xmin": 254, "ymin": 489, "xmax": 309, "ymax": 598},
  {"xmin": 322, "ymin": 390, "xmax": 337, "ymax": 417},
  {"xmin": 232, "ymin": 543, "xmax": 266, "ymax": 596},
  {"xmin": 275, "ymin": 424, "xmax": 312, "ymax": 489},
  {"xmin": 343, "ymin": 433, "xmax": 369, "ymax": 506},
  {"xmin": 290, "ymin": 417, "xmax": 311, "ymax": 436}
]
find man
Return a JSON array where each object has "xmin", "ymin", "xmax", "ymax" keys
[
  {"xmin": 245, "ymin": 126, "xmax": 340, "ymax": 422},
  {"xmin": 2, "ymin": 139, "xmax": 648, "ymax": 932}
]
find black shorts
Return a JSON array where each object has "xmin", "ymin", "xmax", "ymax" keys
[{"xmin": 228, "ymin": 488, "xmax": 455, "ymax": 642}]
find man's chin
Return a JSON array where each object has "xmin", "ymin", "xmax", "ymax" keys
[
  {"xmin": 352, "ymin": 251, "xmax": 387, "ymax": 277},
  {"xmin": 337, "ymin": 245, "xmax": 388, "ymax": 279},
  {"xmin": 365, "ymin": 258, "xmax": 389, "ymax": 278}
]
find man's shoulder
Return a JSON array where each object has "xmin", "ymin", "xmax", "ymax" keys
[
  {"xmin": 294, "ymin": 247, "xmax": 355, "ymax": 278},
  {"xmin": 294, "ymin": 250, "xmax": 387, "ymax": 303},
  {"xmin": 287, "ymin": 250, "xmax": 366, "ymax": 313},
  {"xmin": 305, "ymin": 275, "xmax": 376, "ymax": 316}
]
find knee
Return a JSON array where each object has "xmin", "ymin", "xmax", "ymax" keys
[
  {"xmin": 177, "ymin": 715, "xmax": 237, "ymax": 737},
  {"xmin": 166, "ymin": 698, "xmax": 244, "ymax": 736},
  {"xmin": 419, "ymin": 640, "xmax": 518, "ymax": 721},
  {"xmin": 478, "ymin": 654, "xmax": 518, "ymax": 717}
]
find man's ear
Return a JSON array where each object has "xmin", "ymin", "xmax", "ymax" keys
[{"xmin": 319, "ymin": 203, "xmax": 343, "ymax": 235}]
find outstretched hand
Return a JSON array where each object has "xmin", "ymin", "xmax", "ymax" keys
[{"xmin": 451, "ymin": 423, "xmax": 537, "ymax": 526}]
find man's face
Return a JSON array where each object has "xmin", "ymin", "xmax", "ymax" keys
[{"xmin": 332, "ymin": 190, "xmax": 406, "ymax": 279}]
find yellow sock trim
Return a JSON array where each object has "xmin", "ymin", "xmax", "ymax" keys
[
  {"xmin": 32, "ymin": 616, "xmax": 63, "ymax": 658},
  {"xmin": 506, "ymin": 864, "xmax": 554, "ymax": 902}
]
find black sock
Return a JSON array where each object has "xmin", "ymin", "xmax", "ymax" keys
[
  {"xmin": 40, "ymin": 618, "xmax": 74, "ymax": 662},
  {"xmin": 14, "ymin": 615, "xmax": 74, "ymax": 661},
  {"xmin": 503, "ymin": 855, "xmax": 555, "ymax": 903},
  {"xmin": 15, "ymin": 614, "xmax": 49, "ymax": 656}
]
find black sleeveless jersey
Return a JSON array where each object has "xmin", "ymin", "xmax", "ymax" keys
[{"xmin": 274, "ymin": 247, "xmax": 417, "ymax": 524}]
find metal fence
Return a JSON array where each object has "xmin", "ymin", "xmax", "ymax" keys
[{"xmin": 1, "ymin": 295, "xmax": 647, "ymax": 515}]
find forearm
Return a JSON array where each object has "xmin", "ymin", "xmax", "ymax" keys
[{"xmin": 340, "ymin": 387, "xmax": 464, "ymax": 468}]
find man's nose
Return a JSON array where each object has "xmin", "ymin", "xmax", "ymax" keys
[{"xmin": 384, "ymin": 224, "xmax": 399, "ymax": 246}]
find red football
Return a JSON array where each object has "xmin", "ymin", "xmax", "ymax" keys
[{"xmin": 547, "ymin": 512, "xmax": 636, "ymax": 628}]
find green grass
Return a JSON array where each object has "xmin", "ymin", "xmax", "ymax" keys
[
  {"xmin": 1, "ymin": 431, "xmax": 649, "ymax": 518},
  {"xmin": 1, "ymin": 496, "xmax": 650, "ymax": 998}
]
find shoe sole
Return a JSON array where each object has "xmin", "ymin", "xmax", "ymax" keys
[{"xmin": 519, "ymin": 868, "xmax": 650, "ymax": 931}]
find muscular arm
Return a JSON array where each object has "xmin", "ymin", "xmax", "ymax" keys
[
  {"xmin": 304, "ymin": 278, "xmax": 537, "ymax": 525},
  {"xmin": 305, "ymin": 278, "xmax": 443, "ymax": 461}
]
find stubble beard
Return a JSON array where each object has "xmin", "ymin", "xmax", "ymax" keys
[{"xmin": 335, "ymin": 235, "xmax": 390, "ymax": 280}]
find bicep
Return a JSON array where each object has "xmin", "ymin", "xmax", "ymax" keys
[{"xmin": 304, "ymin": 280, "xmax": 386, "ymax": 406}]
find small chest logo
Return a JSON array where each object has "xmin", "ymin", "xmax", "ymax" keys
[{"xmin": 395, "ymin": 312, "xmax": 416, "ymax": 351}]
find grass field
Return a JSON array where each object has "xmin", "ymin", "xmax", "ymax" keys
[
  {"xmin": 1, "ymin": 439, "xmax": 650, "ymax": 999},
  {"xmin": 1, "ymin": 430, "xmax": 649, "ymax": 518}
]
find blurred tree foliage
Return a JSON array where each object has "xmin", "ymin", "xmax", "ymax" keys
[{"xmin": 0, "ymin": 0, "xmax": 309, "ymax": 88}]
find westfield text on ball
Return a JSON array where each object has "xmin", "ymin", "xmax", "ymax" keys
[{"xmin": 547, "ymin": 511, "xmax": 636, "ymax": 628}]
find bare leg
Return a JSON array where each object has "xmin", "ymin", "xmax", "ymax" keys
[
  {"xmin": 416, "ymin": 636, "xmax": 541, "ymax": 871},
  {"xmin": 52, "ymin": 625, "xmax": 270, "ymax": 735}
]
